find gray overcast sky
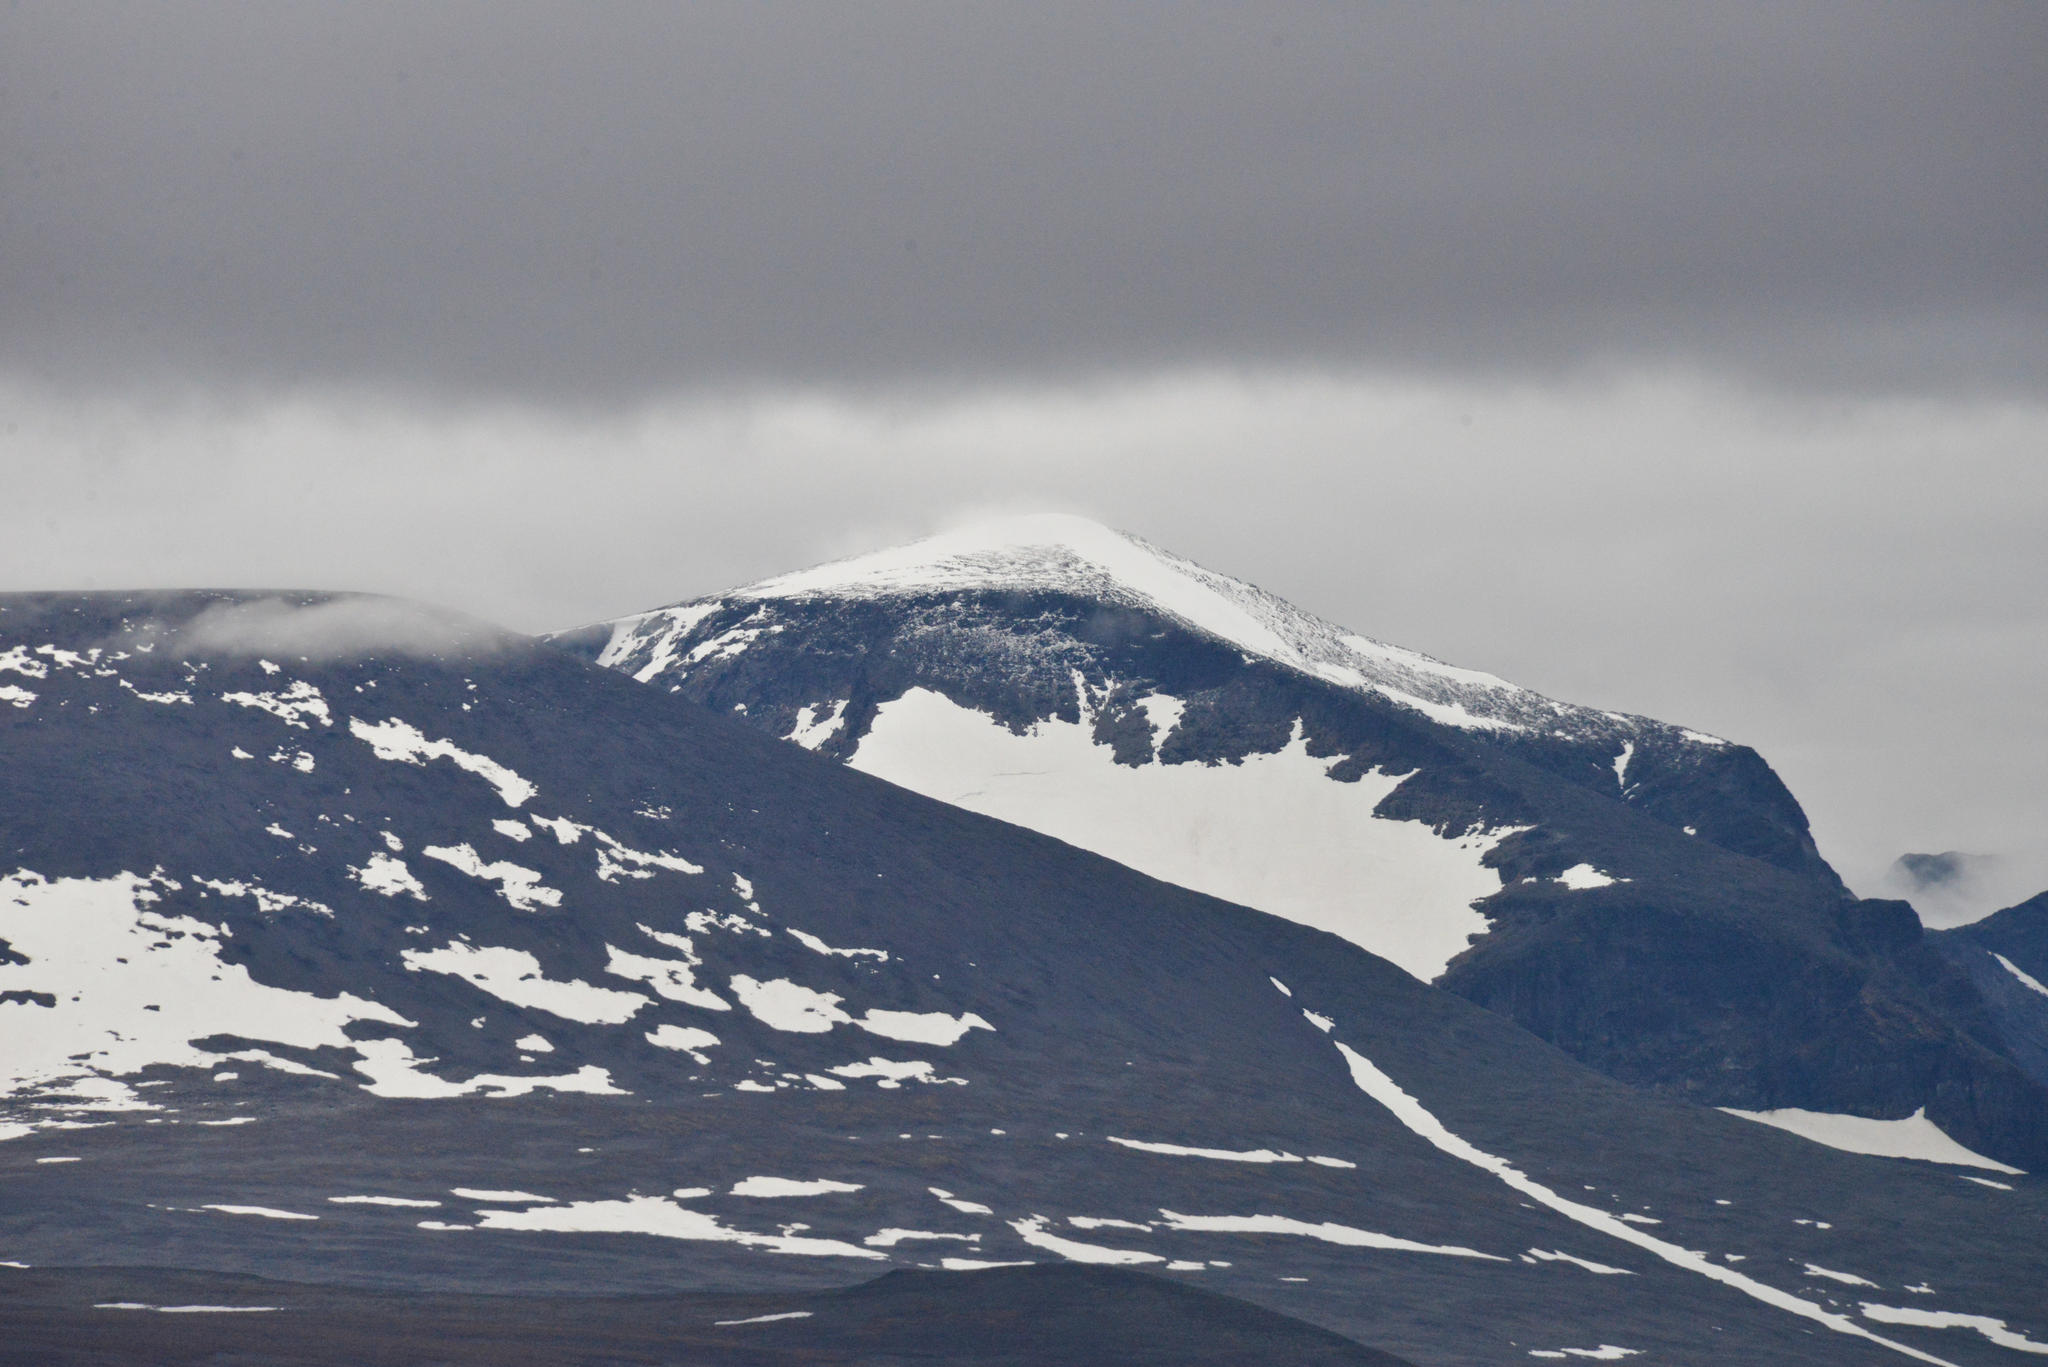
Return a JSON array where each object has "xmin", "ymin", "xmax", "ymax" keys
[{"xmin": 2, "ymin": 3, "xmax": 2044, "ymax": 919}]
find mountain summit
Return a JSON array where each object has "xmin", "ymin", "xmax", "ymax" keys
[
  {"xmin": 560, "ymin": 516, "xmax": 2046, "ymax": 1169},
  {"xmin": 592, "ymin": 512, "xmax": 1744, "ymax": 757}
]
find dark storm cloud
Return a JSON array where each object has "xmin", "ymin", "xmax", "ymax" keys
[{"xmin": 3, "ymin": 2, "xmax": 2044, "ymax": 400}]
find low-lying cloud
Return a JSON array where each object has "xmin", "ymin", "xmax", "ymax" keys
[{"xmin": 163, "ymin": 596, "xmax": 515, "ymax": 662}]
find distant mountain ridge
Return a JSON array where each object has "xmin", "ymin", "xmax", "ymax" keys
[{"xmin": 557, "ymin": 515, "xmax": 2046, "ymax": 1168}]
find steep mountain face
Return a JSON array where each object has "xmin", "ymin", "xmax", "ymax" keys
[
  {"xmin": 1934, "ymin": 895, "xmax": 2048, "ymax": 1092},
  {"xmin": 557, "ymin": 515, "xmax": 2045, "ymax": 1166},
  {"xmin": 4, "ymin": 590, "xmax": 2043, "ymax": 1367}
]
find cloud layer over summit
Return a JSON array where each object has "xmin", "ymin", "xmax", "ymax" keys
[{"xmin": 5, "ymin": 2, "xmax": 2044, "ymax": 399}]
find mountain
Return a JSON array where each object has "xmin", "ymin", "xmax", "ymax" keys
[
  {"xmin": 1933, "ymin": 893, "xmax": 2048, "ymax": 1094},
  {"xmin": 5, "ymin": 589, "xmax": 2043, "ymax": 1366},
  {"xmin": 556, "ymin": 514, "xmax": 2047, "ymax": 1169}
]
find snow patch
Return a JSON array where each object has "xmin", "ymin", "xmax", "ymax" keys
[
  {"xmin": 607, "ymin": 943, "xmax": 730, "ymax": 1012},
  {"xmin": 858, "ymin": 1008, "xmax": 992, "ymax": 1046},
  {"xmin": 929, "ymin": 1187, "xmax": 993, "ymax": 1215},
  {"xmin": 1158, "ymin": 1211, "xmax": 1501, "ymax": 1259},
  {"xmin": 788, "ymin": 701, "xmax": 848, "ymax": 750},
  {"xmin": 420, "ymin": 844, "xmax": 561, "ymax": 912},
  {"xmin": 731, "ymin": 1176, "xmax": 864, "ymax": 1198},
  {"xmin": 729, "ymin": 976, "xmax": 990, "ymax": 1045},
  {"xmin": 716, "ymin": 1311, "xmax": 813, "ymax": 1326},
  {"xmin": 472, "ymin": 1193, "xmax": 884, "ymax": 1259},
  {"xmin": 1010, "ymin": 1215, "xmax": 1161, "ymax": 1265},
  {"xmin": 598, "ymin": 603, "xmax": 723, "ymax": 682},
  {"xmin": 865, "ymin": 1228, "xmax": 979, "ymax": 1247},
  {"xmin": 98, "ymin": 1303, "xmax": 282, "ymax": 1314},
  {"xmin": 849, "ymin": 689, "xmax": 1512, "ymax": 980},
  {"xmin": 351, "ymin": 852, "xmax": 428, "ymax": 901},
  {"xmin": 1528, "ymin": 1347, "xmax": 1641, "ymax": 1360},
  {"xmin": 401, "ymin": 942, "xmax": 649, "ymax": 1024},
  {"xmin": 1527, "ymin": 1248, "xmax": 1633, "ymax": 1275},
  {"xmin": 349, "ymin": 1037, "xmax": 624, "ymax": 1100},
  {"xmin": 525, "ymin": 816, "xmax": 703, "ymax": 880},
  {"xmin": 1108, "ymin": 1136, "xmax": 1302, "ymax": 1164},
  {"xmin": 1859, "ymin": 1305, "xmax": 2048, "ymax": 1354},
  {"xmin": 0, "ymin": 646, "xmax": 49, "ymax": 678},
  {"xmin": 1136, "ymin": 694, "xmax": 1185, "ymax": 746},
  {"xmin": 0, "ymin": 871, "xmax": 410, "ymax": 1115},
  {"xmin": 348, "ymin": 718, "xmax": 536, "ymax": 807},
  {"xmin": 1993, "ymin": 953, "xmax": 2048, "ymax": 999},
  {"xmin": 193, "ymin": 877, "xmax": 332, "ymax": 917},
  {"xmin": 729, "ymin": 976, "xmax": 848, "ymax": 1033},
  {"xmin": 452, "ymin": 1188, "xmax": 554, "ymax": 1204},
  {"xmin": 787, "ymin": 927, "xmax": 890, "ymax": 961},
  {"xmin": 1556, "ymin": 864, "xmax": 1622, "ymax": 890},
  {"xmin": 829, "ymin": 1057, "xmax": 966, "ymax": 1088},
  {"xmin": 645, "ymin": 1024, "xmax": 721, "ymax": 1063},
  {"xmin": 220, "ymin": 681, "xmax": 330, "ymax": 730},
  {"xmin": 1720, "ymin": 1106, "xmax": 2023, "ymax": 1174}
]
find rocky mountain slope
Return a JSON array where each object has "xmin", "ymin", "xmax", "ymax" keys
[
  {"xmin": 4, "ymin": 590, "xmax": 2042, "ymax": 1366},
  {"xmin": 557, "ymin": 516, "xmax": 2047, "ymax": 1170},
  {"xmin": 1935, "ymin": 893, "xmax": 2048, "ymax": 1093}
]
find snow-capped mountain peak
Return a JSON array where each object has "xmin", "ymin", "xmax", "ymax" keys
[{"xmin": 598, "ymin": 513, "xmax": 1710, "ymax": 746}]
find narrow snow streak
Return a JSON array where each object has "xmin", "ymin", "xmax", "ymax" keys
[
  {"xmin": 716, "ymin": 1311, "xmax": 813, "ymax": 1326},
  {"xmin": 1859, "ymin": 1305, "xmax": 2048, "ymax": 1354},
  {"xmin": 1993, "ymin": 953, "xmax": 2048, "ymax": 1000},
  {"xmin": 1157, "ymin": 1211, "xmax": 1500, "ymax": 1260},
  {"xmin": 1528, "ymin": 1347, "xmax": 1640, "ymax": 1361},
  {"xmin": 1527, "ymin": 1248, "xmax": 1633, "ymax": 1275},
  {"xmin": 1107, "ymin": 1136, "xmax": 1302, "ymax": 1164},
  {"xmin": 1325, "ymin": 1034, "xmax": 1957, "ymax": 1366},
  {"xmin": 1010, "ymin": 1215, "xmax": 1161, "ymax": 1265},
  {"xmin": 452, "ymin": 1188, "xmax": 554, "ymax": 1204},
  {"xmin": 731, "ymin": 1176, "xmax": 863, "ymax": 1198}
]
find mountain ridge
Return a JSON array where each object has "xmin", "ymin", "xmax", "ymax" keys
[{"xmin": 555, "ymin": 518, "xmax": 2044, "ymax": 1167}]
